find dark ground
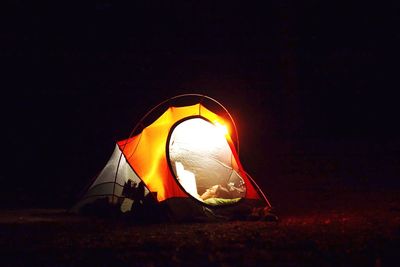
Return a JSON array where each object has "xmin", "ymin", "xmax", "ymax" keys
[{"xmin": 1, "ymin": 190, "xmax": 400, "ymax": 267}]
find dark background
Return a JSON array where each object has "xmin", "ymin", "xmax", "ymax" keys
[{"xmin": 1, "ymin": 1, "xmax": 399, "ymax": 209}]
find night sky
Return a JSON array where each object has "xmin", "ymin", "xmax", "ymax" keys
[{"xmin": 2, "ymin": 1, "xmax": 399, "ymax": 208}]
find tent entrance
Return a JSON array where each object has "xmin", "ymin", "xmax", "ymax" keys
[{"xmin": 168, "ymin": 118, "xmax": 246, "ymax": 206}]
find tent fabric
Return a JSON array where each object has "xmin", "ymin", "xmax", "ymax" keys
[
  {"xmin": 71, "ymin": 145, "xmax": 149, "ymax": 212},
  {"xmin": 117, "ymin": 103, "xmax": 259, "ymax": 202}
]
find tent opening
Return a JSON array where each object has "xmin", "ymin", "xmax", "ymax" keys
[{"xmin": 168, "ymin": 118, "xmax": 246, "ymax": 206}]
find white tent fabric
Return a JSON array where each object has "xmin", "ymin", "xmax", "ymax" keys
[
  {"xmin": 90, "ymin": 145, "xmax": 141, "ymax": 189},
  {"xmin": 72, "ymin": 145, "xmax": 148, "ymax": 212}
]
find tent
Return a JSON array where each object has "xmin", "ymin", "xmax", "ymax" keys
[{"xmin": 72, "ymin": 94, "xmax": 271, "ymax": 221}]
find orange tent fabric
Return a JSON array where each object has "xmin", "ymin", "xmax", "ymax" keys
[{"xmin": 117, "ymin": 104, "xmax": 260, "ymax": 202}]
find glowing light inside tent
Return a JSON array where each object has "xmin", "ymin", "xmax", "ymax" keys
[
  {"xmin": 214, "ymin": 121, "xmax": 229, "ymax": 136},
  {"xmin": 171, "ymin": 118, "xmax": 229, "ymax": 149},
  {"xmin": 169, "ymin": 118, "xmax": 246, "ymax": 205}
]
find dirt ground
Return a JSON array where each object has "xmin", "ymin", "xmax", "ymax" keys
[{"xmin": 1, "ymin": 191, "xmax": 400, "ymax": 267}]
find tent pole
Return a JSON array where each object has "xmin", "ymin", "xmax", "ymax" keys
[{"xmin": 244, "ymin": 171, "xmax": 272, "ymax": 208}]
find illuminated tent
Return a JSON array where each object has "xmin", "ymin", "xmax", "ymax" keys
[{"xmin": 73, "ymin": 95, "xmax": 271, "ymax": 221}]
